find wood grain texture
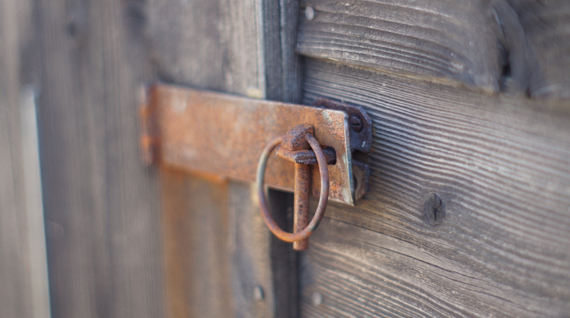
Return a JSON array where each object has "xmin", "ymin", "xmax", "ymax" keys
[
  {"xmin": 147, "ymin": 0, "xmax": 302, "ymax": 317},
  {"xmin": 297, "ymin": 0, "xmax": 504, "ymax": 92},
  {"xmin": 297, "ymin": 0, "xmax": 570, "ymax": 98},
  {"xmin": 298, "ymin": 58, "xmax": 570, "ymax": 317},
  {"xmin": 509, "ymin": 0, "xmax": 570, "ymax": 99},
  {"xmin": 160, "ymin": 168, "xmax": 234, "ymax": 318},
  {"xmin": 229, "ymin": 182, "xmax": 279, "ymax": 318},
  {"xmin": 148, "ymin": 0, "xmax": 265, "ymax": 96},
  {"xmin": 161, "ymin": 168, "xmax": 291, "ymax": 318},
  {"xmin": 20, "ymin": 87, "xmax": 52, "ymax": 318},
  {"xmin": 0, "ymin": 0, "xmax": 31, "ymax": 317},
  {"xmin": 262, "ymin": 0, "xmax": 304, "ymax": 103},
  {"xmin": 36, "ymin": 0, "xmax": 164, "ymax": 317},
  {"xmin": 0, "ymin": 0, "xmax": 50, "ymax": 317},
  {"xmin": 268, "ymin": 190, "xmax": 299, "ymax": 318}
]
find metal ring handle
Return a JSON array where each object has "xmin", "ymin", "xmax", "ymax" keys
[{"xmin": 256, "ymin": 133, "xmax": 329, "ymax": 243}]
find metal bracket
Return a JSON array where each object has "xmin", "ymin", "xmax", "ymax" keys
[
  {"xmin": 140, "ymin": 83, "xmax": 372, "ymax": 205},
  {"xmin": 311, "ymin": 98, "xmax": 372, "ymax": 200},
  {"xmin": 312, "ymin": 98, "xmax": 372, "ymax": 153}
]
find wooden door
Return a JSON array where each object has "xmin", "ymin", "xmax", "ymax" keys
[{"xmin": 2, "ymin": 0, "xmax": 570, "ymax": 317}]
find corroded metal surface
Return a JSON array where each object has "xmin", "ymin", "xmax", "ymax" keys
[
  {"xmin": 257, "ymin": 133, "xmax": 329, "ymax": 244},
  {"xmin": 144, "ymin": 83, "xmax": 367, "ymax": 205},
  {"xmin": 274, "ymin": 124, "xmax": 326, "ymax": 251},
  {"xmin": 275, "ymin": 146, "xmax": 336, "ymax": 165},
  {"xmin": 292, "ymin": 163, "xmax": 310, "ymax": 250},
  {"xmin": 312, "ymin": 97, "xmax": 372, "ymax": 153}
]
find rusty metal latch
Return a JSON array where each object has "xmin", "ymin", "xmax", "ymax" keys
[
  {"xmin": 257, "ymin": 124, "xmax": 331, "ymax": 250},
  {"xmin": 140, "ymin": 83, "xmax": 372, "ymax": 248}
]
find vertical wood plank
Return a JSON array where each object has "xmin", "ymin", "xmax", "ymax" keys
[
  {"xmin": 36, "ymin": 0, "xmax": 165, "ymax": 317},
  {"xmin": 0, "ymin": 0, "xmax": 30, "ymax": 316},
  {"xmin": 147, "ymin": 0, "xmax": 302, "ymax": 317},
  {"xmin": 262, "ymin": 0, "xmax": 303, "ymax": 103},
  {"xmin": 160, "ymin": 168, "xmax": 234, "ymax": 318},
  {"xmin": 0, "ymin": 0, "xmax": 49, "ymax": 317},
  {"xmin": 228, "ymin": 182, "xmax": 275, "ymax": 318},
  {"xmin": 20, "ymin": 87, "xmax": 51, "ymax": 318}
]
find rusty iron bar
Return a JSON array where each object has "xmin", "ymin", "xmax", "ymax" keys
[
  {"xmin": 275, "ymin": 146, "xmax": 336, "ymax": 165},
  {"xmin": 293, "ymin": 163, "xmax": 310, "ymax": 250},
  {"xmin": 280, "ymin": 124, "xmax": 315, "ymax": 250},
  {"xmin": 140, "ymin": 84, "xmax": 372, "ymax": 205},
  {"xmin": 257, "ymin": 127, "xmax": 329, "ymax": 245},
  {"xmin": 277, "ymin": 124, "xmax": 316, "ymax": 251}
]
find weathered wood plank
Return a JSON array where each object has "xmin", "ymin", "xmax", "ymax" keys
[
  {"xmin": 297, "ymin": 0, "xmax": 570, "ymax": 98},
  {"xmin": 36, "ymin": 0, "xmax": 164, "ymax": 317},
  {"xmin": 268, "ymin": 190, "xmax": 299, "ymax": 318},
  {"xmin": 297, "ymin": 0, "xmax": 504, "ymax": 92},
  {"xmin": 298, "ymin": 58, "xmax": 570, "ymax": 317},
  {"xmin": 0, "ymin": 0, "xmax": 49, "ymax": 317},
  {"xmin": 20, "ymin": 87, "xmax": 52, "ymax": 318},
  {"xmin": 510, "ymin": 0, "xmax": 570, "ymax": 99},
  {"xmin": 263, "ymin": 0, "xmax": 304, "ymax": 103},
  {"xmin": 160, "ymin": 168, "xmax": 234, "ymax": 318},
  {"xmin": 0, "ymin": 0, "xmax": 30, "ymax": 317},
  {"xmin": 147, "ymin": 0, "xmax": 302, "ymax": 317},
  {"xmin": 148, "ymin": 0, "xmax": 265, "ymax": 97}
]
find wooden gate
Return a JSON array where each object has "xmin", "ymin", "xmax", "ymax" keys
[{"xmin": 1, "ymin": 0, "xmax": 570, "ymax": 317}]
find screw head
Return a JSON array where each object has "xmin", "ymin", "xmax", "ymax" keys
[
  {"xmin": 253, "ymin": 286, "xmax": 265, "ymax": 301},
  {"xmin": 424, "ymin": 193, "xmax": 446, "ymax": 225},
  {"xmin": 349, "ymin": 115, "xmax": 363, "ymax": 132},
  {"xmin": 305, "ymin": 7, "xmax": 315, "ymax": 21}
]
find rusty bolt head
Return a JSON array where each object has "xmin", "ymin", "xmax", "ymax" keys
[
  {"xmin": 349, "ymin": 115, "xmax": 363, "ymax": 132},
  {"xmin": 424, "ymin": 193, "xmax": 446, "ymax": 225}
]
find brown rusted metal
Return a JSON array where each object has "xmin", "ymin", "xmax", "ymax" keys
[
  {"xmin": 293, "ymin": 163, "xmax": 310, "ymax": 250},
  {"xmin": 275, "ymin": 146, "xmax": 336, "ymax": 165},
  {"xmin": 280, "ymin": 123, "xmax": 314, "ymax": 150},
  {"xmin": 273, "ymin": 124, "xmax": 319, "ymax": 250},
  {"xmin": 146, "ymin": 83, "xmax": 367, "ymax": 205},
  {"xmin": 312, "ymin": 97, "xmax": 372, "ymax": 153},
  {"xmin": 257, "ymin": 131, "xmax": 329, "ymax": 244},
  {"xmin": 311, "ymin": 97, "xmax": 373, "ymax": 201}
]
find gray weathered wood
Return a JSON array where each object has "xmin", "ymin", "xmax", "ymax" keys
[
  {"xmin": 20, "ymin": 86, "xmax": 52, "ymax": 318},
  {"xmin": 263, "ymin": 0, "xmax": 304, "ymax": 103},
  {"xmin": 0, "ymin": 0, "xmax": 50, "ymax": 317},
  {"xmin": 0, "ymin": 0, "xmax": 30, "ymax": 317},
  {"xmin": 298, "ymin": 58, "xmax": 570, "ymax": 317},
  {"xmin": 297, "ymin": 0, "xmax": 504, "ymax": 92},
  {"xmin": 510, "ymin": 0, "xmax": 570, "ymax": 99},
  {"xmin": 148, "ymin": 0, "xmax": 265, "ymax": 97},
  {"xmin": 36, "ymin": 0, "xmax": 165, "ymax": 317},
  {"xmin": 297, "ymin": 0, "xmax": 570, "ymax": 98},
  {"xmin": 268, "ymin": 190, "xmax": 299, "ymax": 318}
]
